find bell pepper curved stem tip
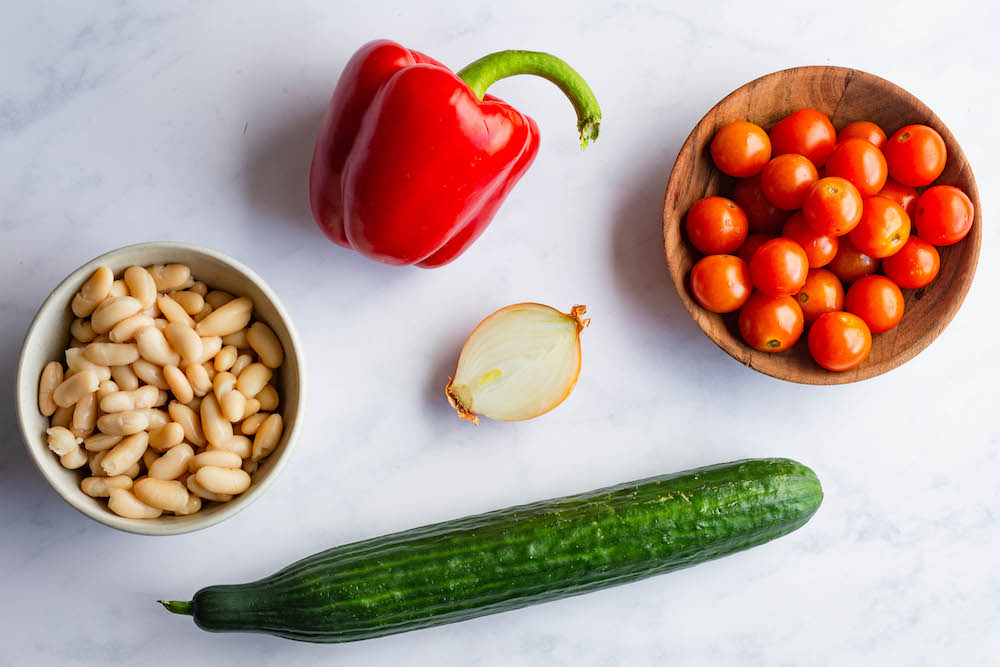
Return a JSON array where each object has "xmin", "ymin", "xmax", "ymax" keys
[{"xmin": 458, "ymin": 50, "xmax": 601, "ymax": 150}]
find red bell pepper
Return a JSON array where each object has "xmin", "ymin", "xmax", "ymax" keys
[{"xmin": 309, "ymin": 40, "xmax": 601, "ymax": 268}]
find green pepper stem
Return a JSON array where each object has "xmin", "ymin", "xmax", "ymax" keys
[
  {"xmin": 458, "ymin": 50, "xmax": 601, "ymax": 150},
  {"xmin": 159, "ymin": 600, "xmax": 192, "ymax": 615}
]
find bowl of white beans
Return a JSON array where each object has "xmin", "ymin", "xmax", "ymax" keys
[{"xmin": 15, "ymin": 242, "xmax": 304, "ymax": 535}]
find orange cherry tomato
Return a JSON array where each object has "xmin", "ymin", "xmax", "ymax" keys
[
  {"xmin": 769, "ymin": 109, "xmax": 837, "ymax": 167},
  {"xmin": 731, "ymin": 175, "xmax": 791, "ymax": 233},
  {"xmin": 795, "ymin": 268, "xmax": 845, "ymax": 326},
  {"xmin": 802, "ymin": 177, "xmax": 863, "ymax": 236},
  {"xmin": 685, "ymin": 196, "xmax": 749, "ymax": 255},
  {"xmin": 738, "ymin": 292, "xmax": 804, "ymax": 352},
  {"xmin": 827, "ymin": 236, "xmax": 879, "ymax": 284},
  {"xmin": 884, "ymin": 124, "xmax": 947, "ymax": 187},
  {"xmin": 690, "ymin": 255, "xmax": 753, "ymax": 314},
  {"xmin": 782, "ymin": 212, "xmax": 838, "ymax": 268},
  {"xmin": 749, "ymin": 238, "xmax": 809, "ymax": 297},
  {"xmin": 760, "ymin": 154, "xmax": 819, "ymax": 210},
  {"xmin": 845, "ymin": 275, "xmax": 904, "ymax": 334},
  {"xmin": 808, "ymin": 312, "xmax": 872, "ymax": 371},
  {"xmin": 837, "ymin": 121, "xmax": 887, "ymax": 150},
  {"xmin": 882, "ymin": 236, "xmax": 940, "ymax": 289},
  {"xmin": 914, "ymin": 185, "xmax": 975, "ymax": 246},
  {"xmin": 849, "ymin": 196, "xmax": 911, "ymax": 259},
  {"xmin": 711, "ymin": 120, "xmax": 771, "ymax": 178},
  {"xmin": 824, "ymin": 138, "xmax": 888, "ymax": 198},
  {"xmin": 735, "ymin": 233, "xmax": 774, "ymax": 264},
  {"xmin": 877, "ymin": 177, "xmax": 919, "ymax": 220}
]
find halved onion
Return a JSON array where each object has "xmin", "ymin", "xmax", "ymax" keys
[{"xmin": 446, "ymin": 304, "xmax": 589, "ymax": 424}]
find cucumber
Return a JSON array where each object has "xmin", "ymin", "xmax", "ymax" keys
[{"xmin": 161, "ymin": 458, "xmax": 821, "ymax": 642}]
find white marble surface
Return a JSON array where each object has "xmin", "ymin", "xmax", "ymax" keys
[{"xmin": 2, "ymin": 1, "xmax": 997, "ymax": 664}]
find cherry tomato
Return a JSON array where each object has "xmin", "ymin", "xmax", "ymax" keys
[
  {"xmin": 808, "ymin": 312, "xmax": 872, "ymax": 371},
  {"xmin": 731, "ymin": 175, "xmax": 791, "ymax": 233},
  {"xmin": 827, "ymin": 236, "xmax": 879, "ymax": 284},
  {"xmin": 802, "ymin": 177, "xmax": 863, "ymax": 236},
  {"xmin": 849, "ymin": 196, "xmax": 911, "ymax": 259},
  {"xmin": 738, "ymin": 292, "xmax": 804, "ymax": 352},
  {"xmin": 837, "ymin": 121, "xmax": 887, "ymax": 150},
  {"xmin": 685, "ymin": 196, "xmax": 749, "ymax": 255},
  {"xmin": 884, "ymin": 124, "xmax": 947, "ymax": 187},
  {"xmin": 711, "ymin": 120, "xmax": 771, "ymax": 178},
  {"xmin": 795, "ymin": 268, "xmax": 845, "ymax": 325},
  {"xmin": 735, "ymin": 233, "xmax": 774, "ymax": 264},
  {"xmin": 690, "ymin": 255, "xmax": 753, "ymax": 314},
  {"xmin": 882, "ymin": 236, "xmax": 940, "ymax": 289},
  {"xmin": 877, "ymin": 177, "xmax": 919, "ymax": 219},
  {"xmin": 824, "ymin": 138, "xmax": 888, "ymax": 198},
  {"xmin": 782, "ymin": 212, "xmax": 838, "ymax": 268},
  {"xmin": 769, "ymin": 109, "xmax": 837, "ymax": 167},
  {"xmin": 760, "ymin": 154, "xmax": 819, "ymax": 210},
  {"xmin": 845, "ymin": 275, "xmax": 904, "ymax": 334},
  {"xmin": 914, "ymin": 185, "xmax": 975, "ymax": 246},
  {"xmin": 749, "ymin": 238, "xmax": 809, "ymax": 297}
]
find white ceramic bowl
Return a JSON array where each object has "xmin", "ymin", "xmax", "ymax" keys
[{"xmin": 15, "ymin": 242, "xmax": 305, "ymax": 535}]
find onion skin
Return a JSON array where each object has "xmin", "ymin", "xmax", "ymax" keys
[{"xmin": 446, "ymin": 304, "xmax": 589, "ymax": 424}]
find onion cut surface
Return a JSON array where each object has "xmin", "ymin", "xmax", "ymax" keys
[{"xmin": 447, "ymin": 304, "xmax": 588, "ymax": 424}]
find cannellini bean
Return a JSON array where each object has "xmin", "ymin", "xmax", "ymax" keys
[
  {"xmin": 123, "ymin": 462, "xmax": 141, "ymax": 479},
  {"xmin": 194, "ymin": 466, "xmax": 251, "ymax": 496},
  {"xmin": 184, "ymin": 362, "xmax": 211, "ymax": 397},
  {"xmin": 210, "ymin": 434, "xmax": 251, "ymax": 459},
  {"xmin": 149, "ymin": 443, "xmax": 195, "ymax": 480},
  {"xmin": 108, "ymin": 488, "xmax": 162, "ymax": 519},
  {"xmin": 111, "ymin": 364, "xmax": 140, "ymax": 391},
  {"xmin": 71, "ymin": 267, "xmax": 114, "ymax": 317},
  {"xmin": 142, "ymin": 447, "xmax": 159, "ymax": 471},
  {"xmin": 196, "ymin": 297, "xmax": 252, "ymax": 337},
  {"xmin": 240, "ymin": 412, "xmax": 269, "ymax": 436},
  {"xmin": 241, "ymin": 398, "xmax": 261, "ymax": 420},
  {"xmin": 189, "ymin": 281, "xmax": 208, "ymax": 297},
  {"xmin": 71, "ymin": 392, "xmax": 98, "ymax": 437},
  {"xmin": 38, "ymin": 361, "xmax": 64, "ymax": 416},
  {"xmin": 60, "ymin": 446, "xmax": 89, "ymax": 469},
  {"xmin": 171, "ymin": 290, "xmax": 205, "ymax": 316},
  {"xmin": 220, "ymin": 390, "xmax": 247, "ymax": 423},
  {"xmin": 255, "ymin": 384, "xmax": 279, "ymax": 411},
  {"xmin": 156, "ymin": 294, "xmax": 195, "ymax": 328},
  {"xmin": 186, "ymin": 475, "xmax": 233, "ymax": 502},
  {"xmin": 97, "ymin": 410, "xmax": 149, "ymax": 436},
  {"xmin": 71, "ymin": 318, "xmax": 97, "ymax": 343},
  {"xmin": 174, "ymin": 493, "xmax": 202, "ymax": 515},
  {"xmin": 198, "ymin": 336, "xmax": 223, "ymax": 364},
  {"xmin": 65, "ymin": 348, "xmax": 112, "ymax": 382},
  {"xmin": 137, "ymin": 408, "xmax": 170, "ymax": 430},
  {"xmin": 46, "ymin": 426, "xmax": 82, "ymax": 456},
  {"xmin": 51, "ymin": 405, "xmax": 74, "ymax": 429},
  {"xmin": 132, "ymin": 359, "xmax": 169, "ymax": 390},
  {"xmin": 91, "ymin": 296, "xmax": 142, "ymax": 334},
  {"xmin": 53, "ymin": 369, "xmax": 99, "ymax": 408},
  {"xmin": 96, "ymin": 380, "xmax": 119, "ymax": 400},
  {"xmin": 200, "ymin": 393, "xmax": 232, "ymax": 448},
  {"xmin": 101, "ymin": 431, "xmax": 148, "ymax": 476},
  {"xmin": 247, "ymin": 322, "xmax": 283, "ymax": 369},
  {"xmin": 123, "ymin": 266, "xmax": 157, "ymax": 309},
  {"xmin": 186, "ymin": 396, "xmax": 202, "ymax": 412},
  {"xmin": 89, "ymin": 451, "xmax": 107, "ymax": 476},
  {"xmin": 163, "ymin": 322, "xmax": 202, "ymax": 362},
  {"xmin": 193, "ymin": 303, "xmax": 213, "ymax": 323},
  {"xmin": 252, "ymin": 414, "xmax": 283, "ymax": 461},
  {"xmin": 69, "ymin": 339, "xmax": 86, "ymax": 349},
  {"xmin": 108, "ymin": 280, "xmax": 128, "ymax": 298},
  {"xmin": 148, "ymin": 422, "xmax": 185, "ymax": 452},
  {"xmin": 136, "ymin": 325, "xmax": 181, "ymax": 366},
  {"xmin": 204, "ymin": 290, "xmax": 234, "ymax": 310},
  {"xmin": 168, "ymin": 401, "xmax": 205, "ymax": 447},
  {"xmin": 212, "ymin": 371, "xmax": 237, "ymax": 403},
  {"xmin": 99, "ymin": 385, "xmax": 159, "ymax": 413},
  {"xmin": 80, "ymin": 475, "xmax": 132, "ymax": 497},
  {"xmin": 163, "ymin": 364, "xmax": 194, "ymax": 404},
  {"xmin": 108, "ymin": 314, "xmax": 155, "ymax": 343},
  {"xmin": 153, "ymin": 318, "xmax": 168, "ymax": 330},
  {"xmin": 214, "ymin": 345, "xmax": 238, "ymax": 371},
  {"xmin": 84, "ymin": 342, "xmax": 139, "ymax": 367},
  {"xmin": 221, "ymin": 329, "xmax": 250, "ymax": 349},
  {"xmin": 242, "ymin": 459, "xmax": 258, "ymax": 475},
  {"xmin": 236, "ymin": 363, "xmax": 271, "ymax": 398},
  {"xmin": 188, "ymin": 449, "xmax": 241, "ymax": 472},
  {"xmin": 147, "ymin": 264, "xmax": 191, "ymax": 292},
  {"xmin": 84, "ymin": 433, "xmax": 122, "ymax": 452}
]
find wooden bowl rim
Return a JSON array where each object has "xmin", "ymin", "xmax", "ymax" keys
[{"xmin": 662, "ymin": 65, "xmax": 982, "ymax": 385}]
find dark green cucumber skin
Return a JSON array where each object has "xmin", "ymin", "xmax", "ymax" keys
[{"xmin": 184, "ymin": 459, "xmax": 822, "ymax": 642}]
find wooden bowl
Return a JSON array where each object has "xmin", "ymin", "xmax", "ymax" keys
[{"xmin": 663, "ymin": 66, "xmax": 981, "ymax": 384}]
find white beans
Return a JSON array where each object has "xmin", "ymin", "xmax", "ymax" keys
[
  {"xmin": 209, "ymin": 434, "xmax": 251, "ymax": 459},
  {"xmin": 71, "ymin": 392, "xmax": 98, "ymax": 437},
  {"xmin": 212, "ymin": 371, "xmax": 237, "ymax": 403},
  {"xmin": 198, "ymin": 336, "xmax": 223, "ymax": 364},
  {"xmin": 72, "ymin": 267, "xmax": 114, "ymax": 317},
  {"xmin": 38, "ymin": 361, "xmax": 64, "ymax": 416},
  {"xmin": 53, "ymin": 369, "xmax": 99, "ymax": 408},
  {"xmin": 99, "ymin": 385, "xmax": 160, "ymax": 413},
  {"xmin": 81, "ymin": 475, "xmax": 132, "ymax": 497},
  {"xmin": 188, "ymin": 449, "xmax": 241, "ymax": 472},
  {"xmin": 108, "ymin": 488, "xmax": 162, "ymax": 519},
  {"xmin": 163, "ymin": 365, "xmax": 194, "ymax": 405},
  {"xmin": 242, "ymin": 459, "xmax": 258, "ymax": 476},
  {"xmin": 247, "ymin": 322, "xmax": 283, "ymax": 369},
  {"xmin": 97, "ymin": 410, "xmax": 149, "ymax": 436},
  {"xmin": 134, "ymin": 477, "xmax": 190, "ymax": 512},
  {"xmin": 251, "ymin": 414, "xmax": 283, "ymax": 461},
  {"xmin": 194, "ymin": 466, "xmax": 251, "ymax": 496},
  {"xmin": 204, "ymin": 290, "xmax": 234, "ymax": 310},
  {"xmin": 193, "ymin": 302, "xmax": 213, "ymax": 323},
  {"xmin": 85, "ymin": 342, "xmax": 139, "ymax": 367},
  {"xmin": 51, "ymin": 405, "xmax": 74, "ymax": 428},
  {"xmin": 111, "ymin": 364, "xmax": 140, "ymax": 391},
  {"xmin": 241, "ymin": 398, "xmax": 261, "ymax": 421},
  {"xmin": 156, "ymin": 294, "xmax": 195, "ymax": 328},
  {"xmin": 123, "ymin": 266, "xmax": 157, "ymax": 309},
  {"xmin": 200, "ymin": 393, "xmax": 232, "ymax": 448},
  {"xmin": 175, "ymin": 494, "xmax": 202, "ymax": 515},
  {"xmin": 184, "ymin": 363, "xmax": 211, "ymax": 397},
  {"xmin": 148, "ymin": 422, "xmax": 185, "ymax": 452},
  {"xmin": 163, "ymin": 322, "xmax": 202, "ymax": 362},
  {"xmin": 256, "ymin": 384, "xmax": 279, "ymax": 412},
  {"xmin": 196, "ymin": 297, "xmax": 253, "ymax": 337},
  {"xmin": 101, "ymin": 431, "xmax": 148, "ymax": 476},
  {"xmin": 186, "ymin": 475, "xmax": 233, "ymax": 502},
  {"xmin": 136, "ymin": 325, "xmax": 181, "ymax": 367},
  {"xmin": 189, "ymin": 281, "xmax": 208, "ymax": 297},
  {"xmin": 229, "ymin": 353, "xmax": 253, "ymax": 376},
  {"xmin": 168, "ymin": 401, "xmax": 205, "ymax": 447},
  {"xmin": 108, "ymin": 314, "xmax": 155, "ymax": 344},
  {"xmin": 220, "ymin": 390, "xmax": 247, "ymax": 423},
  {"xmin": 149, "ymin": 443, "xmax": 195, "ymax": 480},
  {"xmin": 65, "ymin": 348, "xmax": 112, "ymax": 382},
  {"xmin": 147, "ymin": 264, "xmax": 191, "ymax": 292},
  {"xmin": 132, "ymin": 359, "xmax": 169, "ymax": 390},
  {"xmin": 46, "ymin": 426, "xmax": 82, "ymax": 456},
  {"xmin": 84, "ymin": 433, "xmax": 122, "ymax": 452},
  {"xmin": 214, "ymin": 345, "xmax": 238, "ymax": 372},
  {"xmin": 240, "ymin": 412, "xmax": 269, "ymax": 436},
  {"xmin": 97, "ymin": 380, "xmax": 119, "ymax": 400},
  {"xmin": 137, "ymin": 408, "xmax": 170, "ymax": 430},
  {"xmin": 108, "ymin": 280, "xmax": 128, "ymax": 298},
  {"xmin": 171, "ymin": 290, "xmax": 204, "ymax": 315},
  {"xmin": 236, "ymin": 363, "xmax": 271, "ymax": 399},
  {"xmin": 71, "ymin": 318, "xmax": 97, "ymax": 343},
  {"xmin": 91, "ymin": 296, "xmax": 142, "ymax": 334},
  {"xmin": 60, "ymin": 446, "xmax": 89, "ymax": 469},
  {"xmin": 221, "ymin": 329, "xmax": 250, "ymax": 349}
]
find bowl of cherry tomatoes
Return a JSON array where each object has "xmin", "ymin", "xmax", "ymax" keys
[{"xmin": 663, "ymin": 66, "xmax": 981, "ymax": 384}]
